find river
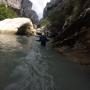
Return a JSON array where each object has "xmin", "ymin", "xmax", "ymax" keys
[{"xmin": 0, "ymin": 35, "xmax": 90, "ymax": 90}]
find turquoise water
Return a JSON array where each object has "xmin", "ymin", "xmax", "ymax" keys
[{"xmin": 0, "ymin": 35, "xmax": 90, "ymax": 90}]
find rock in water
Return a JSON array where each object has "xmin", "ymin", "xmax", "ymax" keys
[{"xmin": 0, "ymin": 18, "xmax": 36, "ymax": 35}]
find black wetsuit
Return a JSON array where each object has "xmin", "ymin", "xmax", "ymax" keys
[{"xmin": 39, "ymin": 35, "xmax": 48, "ymax": 46}]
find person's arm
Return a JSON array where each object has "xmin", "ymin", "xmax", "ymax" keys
[{"xmin": 36, "ymin": 36, "xmax": 41, "ymax": 41}]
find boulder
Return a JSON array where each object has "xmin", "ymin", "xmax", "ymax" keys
[{"xmin": 0, "ymin": 18, "xmax": 36, "ymax": 35}]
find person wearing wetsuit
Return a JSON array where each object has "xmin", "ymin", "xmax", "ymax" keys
[{"xmin": 39, "ymin": 34, "xmax": 49, "ymax": 47}]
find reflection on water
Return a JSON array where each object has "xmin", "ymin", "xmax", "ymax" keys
[
  {"xmin": 0, "ymin": 35, "xmax": 54, "ymax": 90},
  {"xmin": 0, "ymin": 35, "xmax": 29, "ymax": 52}
]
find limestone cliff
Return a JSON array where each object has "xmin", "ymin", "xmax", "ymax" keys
[
  {"xmin": 44, "ymin": 0, "xmax": 90, "ymax": 64},
  {"xmin": 21, "ymin": 0, "xmax": 39, "ymax": 25},
  {"xmin": 0, "ymin": 0, "xmax": 22, "ymax": 9},
  {"xmin": 0, "ymin": 0, "xmax": 39, "ymax": 25}
]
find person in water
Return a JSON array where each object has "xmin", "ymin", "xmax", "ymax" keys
[{"xmin": 39, "ymin": 33, "xmax": 49, "ymax": 47}]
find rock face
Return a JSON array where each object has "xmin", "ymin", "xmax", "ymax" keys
[
  {"xmin": 0, "ymin": 0, "xmax": 22, "ymax": 9},
  {"xmin": 30, "ymin": 10, "xmax": 39, "ymax": 25},
  {"xmin": 21, "ymin": 0, "xmax": 39, "ymax": 25},
  {"xmin": 21, "ymin": 0, "xmax": 32, "ymax": 17},
  {"xmin": 0, "ymin": 0, "xmax": 39, "ymax": 25},
  {"xmin": 43, "ymin": 0, "xmax": 62, "ymax": 18},
  {"xmin": 44, "ymin": 0, "xmax": 90, "ymax": 64},
  {"xmin": 0, "ymin": 18, "xmax": 36, "ymax": 35}
]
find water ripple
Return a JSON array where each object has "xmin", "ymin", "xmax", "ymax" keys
[{"xmin": 4, "ymin": 37, "xmax": 55, "ymax": 90}]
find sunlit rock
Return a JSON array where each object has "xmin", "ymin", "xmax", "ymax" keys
[{"xmin": 0, "ymin": 17, "xmax": 36, "ymax": 35}]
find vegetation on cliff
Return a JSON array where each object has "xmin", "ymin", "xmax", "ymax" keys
[
  {"xmin": 0, "ymin": 4, "xmax": 17, "ymax": 20},
  {"xmin": 40, "ymin": 19, "xmax": 49, "ymax": 27}
]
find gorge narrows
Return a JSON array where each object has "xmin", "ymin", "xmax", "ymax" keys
[{"xmin": 30, "ymin": 0, "xmax": 50, "ymax": 19}]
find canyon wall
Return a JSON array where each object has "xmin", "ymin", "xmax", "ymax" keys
[
  {"xmin": 0, "ymin": 0, "xmax": 39, "ymax": 25},
  {"xmin": 44, "ymin": 0, "xmax": 90, "ymax": 64}
]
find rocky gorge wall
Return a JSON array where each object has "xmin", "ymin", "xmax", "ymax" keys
[
  {"xmin": 44, "ymin": 0, "xmax": 90, "ymax": 64},
  {"xmin": 0, "ymin": 0, "xmax": 39, "ymax": 25}
]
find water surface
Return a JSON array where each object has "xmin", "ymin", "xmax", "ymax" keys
[{"xmin": 0, "ymin": 35, "xmax": 90, "ymax": 90}]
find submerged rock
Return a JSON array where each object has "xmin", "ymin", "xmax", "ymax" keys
[{"xmin": 0, "ymin": 18, "xmax": 36, "ymax": 35}]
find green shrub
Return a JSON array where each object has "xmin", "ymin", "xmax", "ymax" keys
[
  {"xmin": 0, "ymin": 4, "xmax": 17, "ymax": 20},
  {"xmin": 40, "ymin": 19, "xmax": 49, "ymax": 27}
]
